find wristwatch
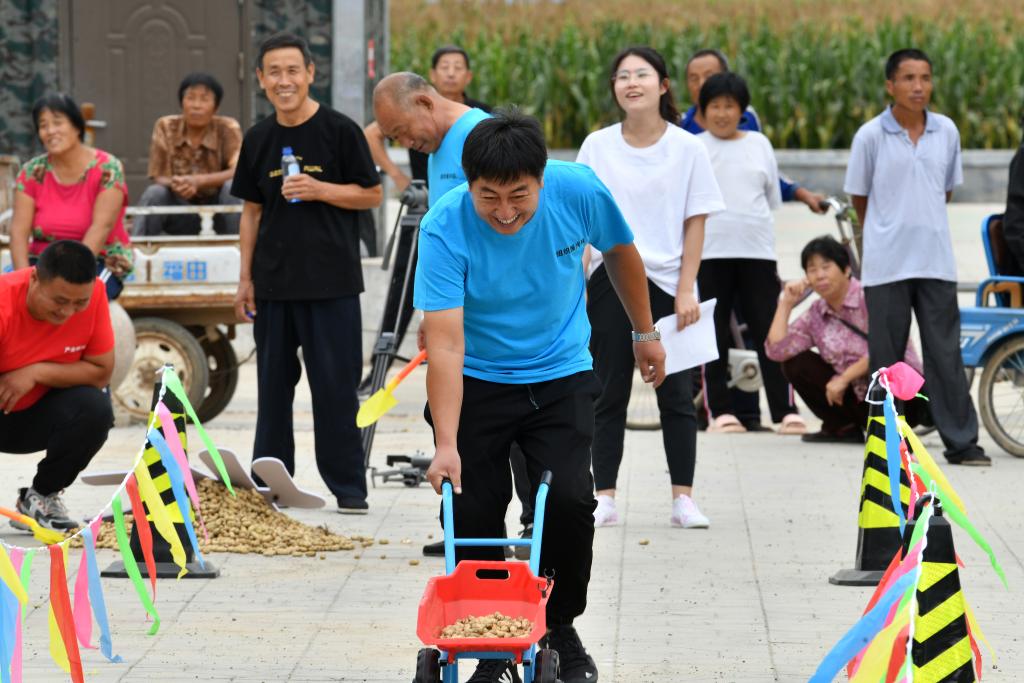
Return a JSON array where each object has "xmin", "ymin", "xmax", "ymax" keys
[{"xmin": 631, "ymin": 329, "xmax": 662, "ymax": 342}]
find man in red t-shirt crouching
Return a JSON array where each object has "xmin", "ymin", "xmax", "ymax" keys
[{"xmin": 0, "ymin": 240, "xmax": 115, "ymax": 531}]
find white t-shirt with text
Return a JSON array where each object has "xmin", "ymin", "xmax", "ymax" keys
[
  {"xmin": 576, "ymin": 123, "xmax": 724, "ymax": 296},
  {"xmin": 697, "ymin": 131, "xmax": 782, "ymax": 261}
]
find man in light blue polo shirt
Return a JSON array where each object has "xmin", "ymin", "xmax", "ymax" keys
[
  {"xmin": 844, "ymin": 48, "xmax": 988, "ymax": 466},
  {"xmin": 416, "ymin": 111, "xmax": 665, "ymax": 683},
  {"xmin": 372, "ymin": 72, "xmax": 490, "ymax": 205}
]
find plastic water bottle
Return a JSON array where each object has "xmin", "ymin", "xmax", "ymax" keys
[{"xmin": 281, "ymin": 146, "xmax": 301, "ymax": 204}]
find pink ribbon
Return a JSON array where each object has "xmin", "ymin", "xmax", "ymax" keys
[
  {"xmin": 156, "ymin": 402, "xmax": 208, "ymax": 541},
  {"xmin": 72, "ymin": 543, "xmax": 94, "ymax": 650},
  {"xmin": 879, "ymin": 362, "xmax": 925, "ymax": 401},
  {"xmin": 10, "ymin": 548, "xmax": 24, "ymax": 683}
]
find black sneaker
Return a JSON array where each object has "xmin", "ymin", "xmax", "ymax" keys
[
  {"xmin": 946, "ymin": 449, "xmax": 992, "ymax": 467},
  {"xmin": 542, "ymin": 625, "xmax": 598, "ymax": 683},
  {"xmin": 513, "ymin": 524, "xmax": 532, "ymax": 561},
  {"xmin": 466, "ymin": 658, "xmax": 521, "ymax": 683},
  {"xmin": 14, "ymin": 487, "xmax": 78, "ymax": 531},
  {"xmin": 337, "ymin": 497, "xmax": 369, "ymax": 514}
]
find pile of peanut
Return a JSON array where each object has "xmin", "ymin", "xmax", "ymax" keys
[
  {"xmin": 69, "ymin": 478, "xmax": 374, "ymax": 557},
  {"xmin": 440, "ymin": 612, "xmax": 533, "ymax": 639}
]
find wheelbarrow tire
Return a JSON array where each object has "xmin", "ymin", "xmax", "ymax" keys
[
  {"xmin": 188, "ymin": 326, "xmax": 239, "ymax": 423},
  {"xmin": 534, "ymin": 648, "xmax": 560, "ymax": 683},
  {"xmin": 414, "ymin": 647, "xmax": 441, "ymax": 682},
  {"xmin": 979, "ymin": 335, "xmax": 1024, "ymax": 457}
]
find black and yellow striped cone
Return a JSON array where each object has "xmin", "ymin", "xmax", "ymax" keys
[
  {"xmin": 830, "ymin": 382, "xmax": 910, "ymax": 586},
  {"xmin": 901, "ymin": 498, "xmax": 975, "ymax": 682},
  {"xmin": 102, "ymin": 366, "xmax": 219, "ymax": 579}
]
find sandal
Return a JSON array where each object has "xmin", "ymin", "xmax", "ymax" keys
[
  {"xmin": 708, "ymin": 414, "xmax": 747, "ymax": 433},
  {"xmin": 777, "ymin": 413, "xmax": 808, "ymax": 435}
]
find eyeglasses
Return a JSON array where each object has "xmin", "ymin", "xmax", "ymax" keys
[{"xmin": 613, "ymin": 69, "xmax": 657, "ymax": 83}]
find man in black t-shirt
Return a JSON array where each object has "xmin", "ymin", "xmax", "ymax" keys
[
  {"xmin": 231, "ymin": 32, "xmax": 382, "ymax": 513},
  {"xmin": 364, "ymin": 45, "xmax": 492, "ymax": 192}
]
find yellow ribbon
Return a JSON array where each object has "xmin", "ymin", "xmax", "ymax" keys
[
  {"xmin": 0, "ymin": 543, "xmax": 28, "ymax": 604},
  {"xmin": 133, "ymin": 460, "xmax": 188, "ymax": 578}
]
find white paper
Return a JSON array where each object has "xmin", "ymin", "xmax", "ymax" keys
[{"xmin": 654, "ymin": 298, "xmax": 719, "ymax": 375}]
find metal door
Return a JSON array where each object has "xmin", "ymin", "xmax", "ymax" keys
[{"xmin": 64, "ymin": 0, "xmax": 245, "ymax": 199}]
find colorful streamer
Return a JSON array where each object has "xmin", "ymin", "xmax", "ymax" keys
[
  {"xmin": 82, "ymin": 522, "xmax": 122, "ymax": 663},
  {"xmin": 12, "ymin": 549, "xmax": 34, "ymax": 683},
  {"xmin": 0, "ymin": 546, "xmax": 26, "ymax": 606},
  {"xmin": 882, "ymin": 395, "xmax": 907, "ymax": 533},
  {"xmin": 148, "ymin": 427, "xmax": 205, "ymax": 569},
  {"xmin": 0, "ymin": 572, "xmax": 17, "ymax": 683},
  {"xmin": 162, "ymin": 368, "xmax": 235, "ymax": 495},
  {"xmin": 124, "ymin": 475, "xmax": 157, "ymax": 599},
  {"xmin": 111, "ymin": 496, "xmax": 160, "ymax": 636},
  {"xmin": 47, "ymin": 545, "xmax": 83, "ymax": 683},
  {"xmin": 71, "ymin": 538, "xmax": 93, "ymax": 650},
  {"xmin": 132, "ymin": 459, "xmax": 187, "ymax": 578},
  {"xmin": 903, "ymin": 427, "xmax": 966, "ymax": 515},
  {"xmin": 155, "ymin": 401, "xmax": 209, "ymax": 541}
]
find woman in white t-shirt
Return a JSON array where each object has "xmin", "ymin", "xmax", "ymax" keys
[
  {"xmin": 695, "ymin": 72, "xmax": 805, "ymax": 435},
  {"xmin": 577, "ymin": 46, "xmax": 725, "ymax": 529}
]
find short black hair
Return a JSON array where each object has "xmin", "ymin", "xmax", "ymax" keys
[
  {"xmin": 31, "ymin": 93, "xmax": 86, "ymax": 142},
  {"xmin": 686, "ymin": 48, "xmax": 730, "ymax": 75},
  {"xmin": 35, "ymin": 240, "xmax": 97, "ymax": 285},
  {"xmin": 462, "ymin": 109, "xmax": 547, "ymax": 185},
  {"xmin": 698, "ymin": 72, "xmax": 750, "ymax": 114},
  {"xmin": 885, "ymin": 48, "xmax": 932, "ymax": 80},
  {"xmin": 178, "ymin": 72, "xmax": 224, "ymax": 107},
  {"xmin": 610, "ymin": 46, "xmax": 680, "ymax": 124},
  {"xmin": 431, "ymin": 45, "xmax": 470, "ymax": 70},
  {"xmin": 257, "ymin": 31, "xmax": 313, "ymax": 71},
  {"xmin": 800, "ymin": 235, "xmax": 851, "ymax": 273}
]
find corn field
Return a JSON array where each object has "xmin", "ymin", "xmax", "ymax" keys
[{"xmin": 390, "ymin": 2, "xmax": 1024, "ymax": 149}]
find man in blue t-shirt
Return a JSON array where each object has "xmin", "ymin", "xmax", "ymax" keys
[
  {"xmin": 373, "ymin": 72, "xmax": 491, "ymax": 206},
  {"xmin": 415, "ymin": 111, "xmax": 665, "ymax": 683}
]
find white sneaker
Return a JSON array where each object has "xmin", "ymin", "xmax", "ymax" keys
[
  {"xmin": 593, "ymin": 494, "xmax": 618, "ymax": 527},
  {"xmin": 671, "ymin": 495, "xmax": 710, "ymax": 529}
]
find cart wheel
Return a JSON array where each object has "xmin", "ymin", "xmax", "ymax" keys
[
  {"xmin": 626, "ymin": 367, "xmax": 661, "ymax": 431},
  {"xmin": 188, "ymin": 326, "xmax": 239, "ymax": 423},
  {"xmin": 534, "ymin": 648, "xmax": 560, "ymax": 683},
  {"xmin": 108, "ymin": 301, "xmax": 136, "ymax": 392},
  {"xmin": 979, "ymin": 335, "xmax": 1024, "ymax": 457},
  {"xmin": 113, "ymin": 317, "xmax": 209, "ymax": 422},
  {"xmin": 414, "ymin": 647, "xmax": 441, "ymax": 682}
]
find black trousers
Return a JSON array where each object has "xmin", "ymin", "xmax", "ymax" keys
[
  {"xmin": 0, "ymin": 386, "xmax": 113, "ymax": 496},
  {"xmin": 253, "ymin": 297, "xmax": 366, "ymax": 500},
  {"xmin": 587, "ymin": 265, "xmax": 697, "ymax": 490},
  {"xmin": 425, "ymin": 372, "xmax": 601, "ymax": 623},
  {"xmin": 696, "ymin": 258, "xmax": 797, "ymax": 422},
  {"xmin": 781, "ymin": 351, "xmax": 868, "ymax": 433},
  {"xmin": 865, "ymin": 279, "xmax": 982, "ymax": 459}
]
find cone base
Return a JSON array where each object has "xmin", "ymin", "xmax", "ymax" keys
[
  {"xmin": 100, "ymin": 561, "xmax": 220, "ymax": 579},
  {"xmin": 829, "ymin": 567, "xmax": 884, "ymax": 586}
]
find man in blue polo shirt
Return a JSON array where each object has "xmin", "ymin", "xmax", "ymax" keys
[
  {"xmin": 845, "ymin": 48, "xmax": 988, "ymax": 466},
  {"xmin": 373, "ymin": 72, "xmax": 490, "ymax": 206},
  {"xmin": 416, "ymin": 111, "xmax": 665, "ymax": 683}
]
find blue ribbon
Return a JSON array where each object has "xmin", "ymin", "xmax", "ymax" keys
[
  {"xmin": 147, "ymin": 429, "xmax": 205, "ymax": 569},
  {"xmin": 883, "ymin": 394, "xmax": 907, "ymax": 533},
  {"xmin": 0, "ymin": 577, "xmax": 17, "ymax": 683},
  {"xmin": 82, "ymin": 527, "xmax": 123, "ymax": 663},
  {"xmin": 808, "ymin": 570, "xmax": 916, "ymax": 682}
]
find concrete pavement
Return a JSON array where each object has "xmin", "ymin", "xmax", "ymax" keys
[{"xmin": 2, "ymin": 203, "xmax": 1022, "ymax": 682}]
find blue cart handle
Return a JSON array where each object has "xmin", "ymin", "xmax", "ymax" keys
[{"xmin": 440, "ymin": 472, "xmax": 553, "ymax": 576}]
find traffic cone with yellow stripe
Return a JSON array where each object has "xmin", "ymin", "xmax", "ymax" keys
[
  {"xmin": 830, "ymin": 383, "xmax": 910, "ymax": 586},
  {"xmin": 902, "ymin": 497, "xmax": 975, "ymax": 682},
  {"xmin": 102, "ymin": 368, "xmax": 219, "ymax": 579}
]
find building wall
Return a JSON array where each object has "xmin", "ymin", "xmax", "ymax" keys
[
  {"xmin": 0, "ymin": 0, "xmax": 60, "ymax": 163},
  {"xmin": 0, "ymin": 0, "xmax": 334, "ymax": 162}
]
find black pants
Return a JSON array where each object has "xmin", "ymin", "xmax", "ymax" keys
[
  {"xmin": 696, "ymin": 258, "xmax": 797, "ymax": 422},
  {"xmin": 0, "ymin": 386, "xmax": 113, "ymax": 496},
  {"xmin": 587, "ymin": 265, "xmax": 697, "ymax": 490},
  {"xmin": 510, "ymin": 442, "xmax": 534, "ymax": 526},
  {"xmin": 865, "ymin": 279, "xmax": 982, "ymax": 459},
  {"xmin": 425, "ymin": 372, "xmax": 601, "ymax": 623},
  {"xmin": 253, "ymin": 297, "xmax": 366, "ymax": 500},
  {"xmin": 781, "ymin": 351, "xmax": 868, "ymax": 433}
]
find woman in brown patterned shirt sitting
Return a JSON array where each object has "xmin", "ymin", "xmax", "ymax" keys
[{"xmin": 134, "ymin": 72, "xmax": 243, "ymax": 236}]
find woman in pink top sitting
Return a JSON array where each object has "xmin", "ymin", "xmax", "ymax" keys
[
  {"xmin": 10, "ymin": 93, "xmax": 131, "ymax": 299},
  {"xmin": 765, "ymin": 236, "xmax": 923, "ymax": 443}
]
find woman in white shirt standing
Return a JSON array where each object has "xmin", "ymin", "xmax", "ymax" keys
[
  {"xmin": 578, "ymin": 46, "xmax": 725, "ymax": 529},
  {"xmin": 696, "ymin": 72, "xmax": 805, "ymax": 435}
]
